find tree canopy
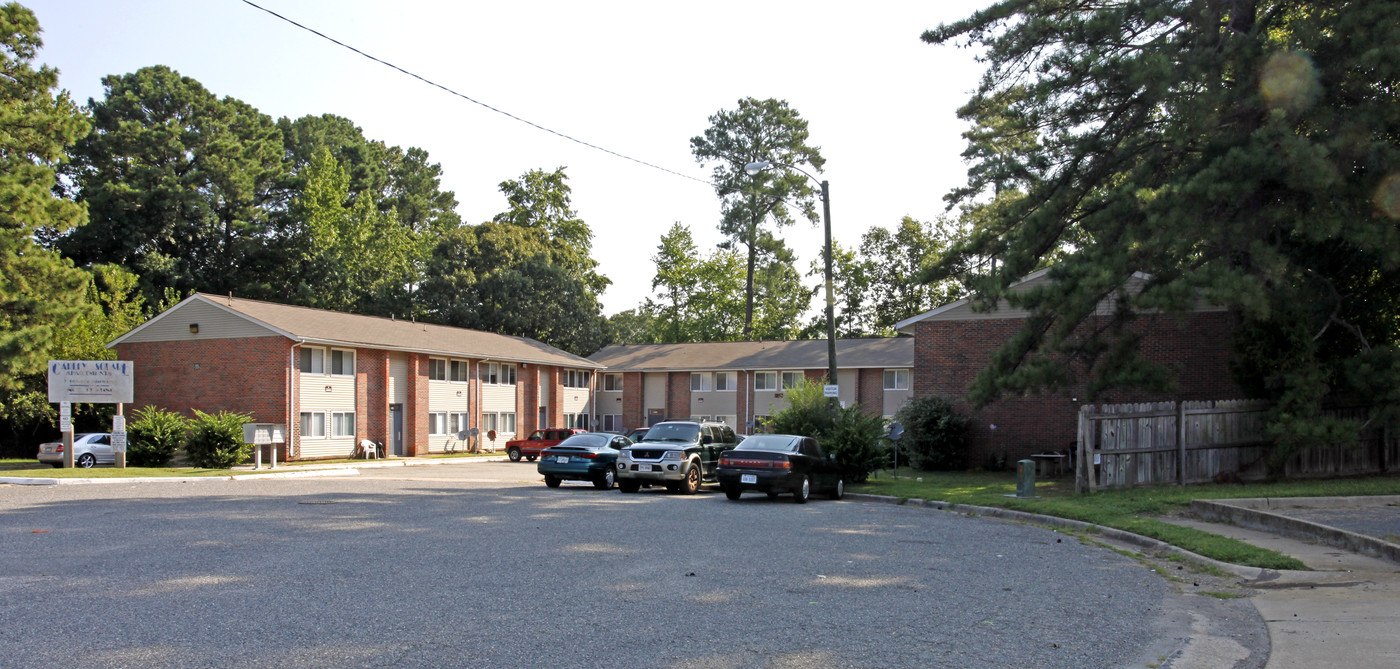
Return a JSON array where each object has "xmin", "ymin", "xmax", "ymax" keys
[{"xmin": 924, "ymin": 1, "xmax": 1400, "ymax": 458}]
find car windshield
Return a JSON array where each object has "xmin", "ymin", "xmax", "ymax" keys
[
  {"xmin": 736, "ymin": 435, "xmax": 800, "ymax": 452},
  {"xmin": 557, "ymin": 434, "xmax": 610, "ymax": 449},
  {"xmin": 640, "ymin": 423, "xmax": 700, "ymax": 443}
]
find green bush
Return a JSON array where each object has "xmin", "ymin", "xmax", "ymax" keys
[
  {"xmin": 767, "ymin": 378, "xmax": 888, "ymax": 483},
  {"xmin": 894, "ymin": 395, "xmax": 970, "ymax": 471},
  {"xmin": 126, "ymin": 405, "xmax": 187, "ymax": 467},
  {"xmin": 184, "ymin": 410, "xmax": 253, "ymax": 469}
]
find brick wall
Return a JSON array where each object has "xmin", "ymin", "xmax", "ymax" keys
[
  {"xmin": 623, "ymin": 372, "xmax": 644, "ymax": 429},
  {"xmin": 913, "ymin": 310, "xmax": 1243, "ymax": 466},
  {"xmin": 856, "ymin": 368, "xmax": 885, "ymax": 417},
  {"xmin": 666, "ymin": 372, "xmax": 690, "ymax": 420},
  {"xmin": 405, "ymin": 353, "xmax": 428, "ymax": 456},
  {"xmin": 118, "ymin": 337, "xmax": 290, "ymax": 423},
  {"xmin": 521, "ymin": 365, "xmax": 540, "ymax": 433},
  {"xmin": 736, "ymin": 371, "xmax": 749, "ymax": 431}
]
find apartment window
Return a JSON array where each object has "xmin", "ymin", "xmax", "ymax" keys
[
  {"xmin": 480, "ymin": 362, "xmax": 518, "ymax": 385},
  {"xmin": 754, "ymin": 371, "xmax": 778, "ymax": 391},
  {"xmin": 479, "ymin": 362, "xmax": 497, "ymax": 384},
  {"xmin": 884, "ymin": 369, "xmax": 911, "ymax": 390},
  {"xmin": 781, "ymin": 371, "xmax": 805, "ymax": 390},
  {"xmin": 298, "ymin": 348, "xmax": 324, "ymax": 374},
  {"xmin": 690, "ymin": 415, "xmax": 710, "ymax": 422},
  {"xmin": 564, "ymin": 370, "xmax": 592, "ymax": 388},
  {"xmin": 449, "ymin": 360, "xmax": 469, "ymax": 382},
  {"xmin": 299, "ymin": 411, "xmax": 325, "ymax": 438},
  {"xmin": 752, "ymin": 414, "xmax": 771, "ymax": 433},
  {"xmin": 428, "ymin": 358, "xmax": 447, "ymax": 382},
  {"xmin": 714, "ymin": 372, "xmax": 735, "ymax": 392},
  {"xmin": 331, "ymin": 412, "xmax": 355, "ymax": 437},
  {"xmin": 482, "ymin": 412, "xmax": 497, "ymax": 433},
  {"xmin": 449, "ymin": 412, "xmax": 469, "ymax": 435},
  {"xmin": 690, "ymin": 372, "xmax": 711, "ymax": 392},
  {"xmin": 603, "ymin": 374, "xmax": 623, "ymax": 392},
  {"xmin": 602, "ymin": 414, "xmax": 621, "ymax": 431},
  {"xmin": 499, "ymin": 412, "xmax": 517, "ymax": 433},
  {"xmin": 428, "ymin": 412, "xmax": 447, "ymax": 436},
  {"xmin": 330, "ymin": 349, "xmax": 355, "ymax": 376},
  {"xmin": 713, "ymin": 414, "xmax": 736, "ymax": 428},
  {"xmin": 565, "ymin": 413, "xmax": 589, "ymax": 429}
]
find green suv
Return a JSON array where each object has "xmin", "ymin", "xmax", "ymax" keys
[{"xmin": 616, "ymin": 421, "xmax": 739, "ymax": 494}]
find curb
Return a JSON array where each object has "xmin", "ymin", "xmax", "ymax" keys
[
  {"xmin": 1191, "ymin": 498, "xmax": 1400, "ymax": 565},
  {"xmin": 845, "ymin": 492, "xmax": 1271, "ymax": 580},
  {"xmin": 0, "ymin": 454, "xmax": 509, "ymax": 486}
]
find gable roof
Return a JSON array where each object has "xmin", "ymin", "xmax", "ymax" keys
[
  {"xmin": 588, "ymin": 338, "xmax": 913, "ymax": 372},
  {"xmin": 109, "ymin": 293, "xmax": 603, "ymax": 369}
]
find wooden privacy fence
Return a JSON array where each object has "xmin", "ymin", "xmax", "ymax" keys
[{"xmin": 1075, "ymin": 400, "xmax": 1395, "ymax": 491}]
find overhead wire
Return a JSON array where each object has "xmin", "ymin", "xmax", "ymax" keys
[{"xmin": 239, "ymin": 0, "xmax": 712, "ymax": 186}]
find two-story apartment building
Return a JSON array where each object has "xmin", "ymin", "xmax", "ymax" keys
[
  {"xmin": 587, "ymin": 338, "xmax": 914, "ymax": 433},
  {"xmin": 109, "ymin": 294, "xmax": 602, "ymax": 460}
]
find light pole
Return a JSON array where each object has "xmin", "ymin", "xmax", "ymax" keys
[{"xmin": 744, "ymin": 160, "xmax": 838, "ymax": 388}]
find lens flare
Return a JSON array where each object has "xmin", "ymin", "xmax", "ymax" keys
[
  {"xmin": 1374, "ymin": 174, "xmax": 1400, "ymax": 219},
  {"xmin": 1260, "ymin": 51, "xmax": 1320, "ymax": 115}
]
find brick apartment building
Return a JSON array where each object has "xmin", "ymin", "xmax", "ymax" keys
[
  {"xmin": 587, "ymin": 338, "xmax": 914, "ymax": 433},
  {"xmin": 896, "ymin": 268, "xmax": 1242, "ymax": 465},
  {"xmin": 109, "ymin": 294, "xmax": 603, "ymax": 460}
]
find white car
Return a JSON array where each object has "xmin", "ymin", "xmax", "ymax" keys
[{"xmin": 36, "ymin": 433, "xmax": 114, "ymax": 468}]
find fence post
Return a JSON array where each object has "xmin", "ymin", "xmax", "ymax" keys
[
  {"xmin": 1075, "ymin": 407, "xmax": 1084, "ymax": 494},
  {"xmin": 1087, "ymin": 406, "xmax": 1099, "ymax": 491},
  {"xmin": 1177, "ymin": 401, "xmax": 1187, "ymax": 486}
]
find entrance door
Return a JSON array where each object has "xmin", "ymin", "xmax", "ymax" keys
[
  {"xmin": 647, "ymin": 409, "xmax": 664, "ymax": 426},
  {"xmin": 539, "ymin": 406, "xmax": 547, "ymax": 429},
  {"xmin": 389, "ymin": 404, "xmax": 404, "ymax": 456}
]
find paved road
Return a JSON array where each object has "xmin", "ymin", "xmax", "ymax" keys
[{"xmin": 1, "ymin": 463, "xmax": 1256, "ymax": 668}]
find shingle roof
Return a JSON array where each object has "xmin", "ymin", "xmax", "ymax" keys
[
  {"xmin": 116, "ymin": 293, "xmax": 602, "ymax": 369},
  {"xmin": 588, "ymin": 338, "xmax": 913, "ymax": 372}
]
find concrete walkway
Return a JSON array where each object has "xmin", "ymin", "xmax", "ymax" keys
[{"xmin": 1164, "ymin": 498, "xmax": 1400, "ymax": 669}]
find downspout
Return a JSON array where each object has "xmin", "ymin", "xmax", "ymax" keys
[
  {"xmin": 289, "ymin": 342, "xmax": 299, "ymax": 461},
  {"xmin": 745, "ymin": 368, "xmax": 752, "ymax": 434}
]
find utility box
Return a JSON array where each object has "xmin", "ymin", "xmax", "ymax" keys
[{"xmin": 1015, "ymin": 459, "xmax": 1037, "ymax": 498}]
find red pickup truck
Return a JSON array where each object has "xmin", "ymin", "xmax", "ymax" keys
[{"xmin": 505, "ymin": 428, "xmax": 586, "ymax": 462}]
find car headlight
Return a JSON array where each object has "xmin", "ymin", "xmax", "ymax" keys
[{"xmin": 662, "ymin": 450, "xmax": 683, "ymax": 461}]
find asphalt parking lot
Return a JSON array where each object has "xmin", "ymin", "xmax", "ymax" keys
[{"xmin": 0, "ymin": 462, "xmax": 1261, "ymax": 668}]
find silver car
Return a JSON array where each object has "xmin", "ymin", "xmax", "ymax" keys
[{"xmin": 36, "ymin": 433, "xmax": 114, "ymax": 468}]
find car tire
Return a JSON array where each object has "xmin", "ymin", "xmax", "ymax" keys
[
  {"xmin": 77, "ymin": 453, "xmax": 96, "ymax": 468},
  {"xmin": 593, "ymin": 468, "xmax": 615, "ymax": 490},
  {"xmin": 679, "ymin": 463, "xmax": 701, "ymax": 495},
  {"xmin": 792, "ymin": 474, "xmax": 810, "ymax": 504},
  {"xmin": 527, "ymin": 456, "xmax": 537, "ymax": 462},
  {"xmin": 618, "ymin": 480, "xmax": 640, "ymax": 493},
  {"xmin": 544, "ymin": 474, "xmax": 561, "ymax": 488},
  {"xmin": 507, "ymin": 447, "xmax": 522, "ymax": 462},
  {"xmin": 723, "ymin": 485, "xmax": 742, "ymax": 501},
  {"xmin": 829, "ymin": 478, "xmax": 844, "ymax": 500}
]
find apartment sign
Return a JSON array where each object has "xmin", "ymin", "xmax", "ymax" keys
[{"xmin": 47, "ymin": 360, "xmax": 134, "ymax": 403}]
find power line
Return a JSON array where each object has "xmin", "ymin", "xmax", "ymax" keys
[{"xmin": 239, "ymin": 0, "xmax": 711, "ymax": 186}]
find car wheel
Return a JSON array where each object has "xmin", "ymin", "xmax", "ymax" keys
[
  {"xmin": 723, "ymin": 485, "xmax": 742, "ymax": 501},
  {"xmin": 77, "ymin": 453, "xmax": 96, "ymax": 468},
  {"xmin": 792, "ymin": 474, "xmax": 810, "ymax": 504},
  {"xmin": 829, "ymin": 478, "xmax": 845, "ymax": 500},
  {"xmin": 507, "ymin": 447, "xmax": 522, "ymax": 462},
  {"xmin": 618, "ymin": 480, "xmax": 640, "ymax": 493},
  {"xmin": 526, "ymin": 456, "xmax": 537, "ymax": 462},
  {"xmin": 680, "ymin": 463, "xmax": 701, "ymax": 495},
  {"xmin": 594, "ymin": 468, "xmax": 615, "ymax": 490},
  {"xmin": 544, "ymin": 474, "xmax": 561, "ymax": 488}
]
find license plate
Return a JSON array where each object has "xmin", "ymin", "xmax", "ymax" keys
[
  {"xmin": 556, "ymin": 456, "xmax": 569, "ymax": 464},
  {"xmin": 41, "ymin": 445, "xmax": 54, "ymax": 453},
  {"xmin": 741, "ymin": 474, "xmax": 757, "ymax": 484},
  {"xmin": 638, "ymin": 464, "xmax": 653, "ymax": 472}
]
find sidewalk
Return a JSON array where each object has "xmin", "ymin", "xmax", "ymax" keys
[
  {"xmin": 0, "ymin": 453, "xmax": 509, "ymax": 485},
  {"xmin": 1162, "ymin": 498, "xmax": 1400, "ymax": 669}
]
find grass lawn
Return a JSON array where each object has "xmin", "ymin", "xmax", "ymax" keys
[{"xmin": 850, "ymin": 470, "xmax": 1400, "ymax": 570}]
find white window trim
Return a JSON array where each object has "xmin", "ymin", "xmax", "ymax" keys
[
  {"xmin": 754, "ymin": 371, "xmax": 778, "ymax": 391},
  {"xmin": 428, "ymin": 358, "xmax": 447, "ymax": 382},
  {"xmin": 329, "ymin": 349, "xmax": 356, "ymax": 377},
  {"xmin": 449, "ymin": 360, "xmax": 470, "ymax": 383},
  {"xmin": 300, "ymin": 411, "xmax": 326, "ymax": 439},
  {"xmin": 690, "ymin": 372, "xmax": 711, "ymax": 392},
  {"xmin": 449, "ymin": 412, "xmax": 470, "ymax": 434},
  {"xmin": 883, "ymin": 369, "xmax": 911, "ymax": 391},
  {"xmin": 714, "ymin": 372, "xmax": 735, "ymax": 392},
  {"xmin": 299, "ymin": 347, "xmax": 325, "ymax": 375},
  {"xmin": 603, "ymin": 374, "xmax": 623, "ymax": 392},
  {"xmin": 331, "ymin": 411, "xmax": 355, "ymax": 438},
  {"xmin": 428, "ymin": 412, "xmax": 448, "ymax": 436}
]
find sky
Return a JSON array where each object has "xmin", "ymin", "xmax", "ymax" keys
[{"xmin": 28, "ymin": 0, "xmax": 995, "ymax": 317}]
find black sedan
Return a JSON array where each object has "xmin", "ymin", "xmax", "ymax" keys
[
  {"xmin": 538, "ymin": 432, "xmax": 631, "ymax": 490},
  {"xmin": 716, "ymin": 434, "xmax": 843, "ymax": 503}
]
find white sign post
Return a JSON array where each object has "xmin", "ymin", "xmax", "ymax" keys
[{"xmin": 47, "ymin": 361, "xmax": 135, "ymax": 469}]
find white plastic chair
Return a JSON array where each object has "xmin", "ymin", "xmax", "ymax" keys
[{"xmin": 359, "ymin": 439, "xmax": 379, "ymax": 459}]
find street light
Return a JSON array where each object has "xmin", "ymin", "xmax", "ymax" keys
[{"xmin": 744, "ymin": 160, "xmax": 838, "ymax": 389}]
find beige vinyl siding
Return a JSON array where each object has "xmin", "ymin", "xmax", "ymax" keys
[
  {"xmin": 884, "ymin": 388, "xmax": 913, "ymax": 417},
  {"xmin": 125, "ymin": 300, "xmax": 280, "ymax": 342},
  {"xmin": 560, "ymin": 382, "xmax": 590, "ymax": 417},
  {"xmin": 837, "ymin": 369, "xmax": 858, "ymax": 406},
  {"xmin": 480, "ymin": 383, "xmax": 516, "ymax": 440},
  {"xmin": 388, "ymin": 354, "xmax": 409, "ymax": 404},
  {"xmin": 643, "ymin": 372, "xmax": 666, "ymax": 415},
  {"xmin": 690, "ymin": 372, "xmax": 736, "ymax": 417},
  {"xmin": 298, "ymin": 373, "xmax": 356, "ymax": 458},
  {"xmin": 599, "ymin": 389, "xmax": 624, "ymax": 419},
  {"xmin": 426, "ymin": 363, "xmax": 472, "ymax": 452}
]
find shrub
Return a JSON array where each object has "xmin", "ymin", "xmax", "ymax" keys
[
  {"xmin": 894, "ymin": 395, "xmax": 970, "ymax": 471},
  {"xmin": 767, "ymin": 378, "xmax": 887, "ymax": 482},
  {"xmin": 184, "ymin": 410, "xmax": 253, "ymax": 469},
  {"xmin": 126, "ymin": 405, "xmax": 187, "ymax": 467}
]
